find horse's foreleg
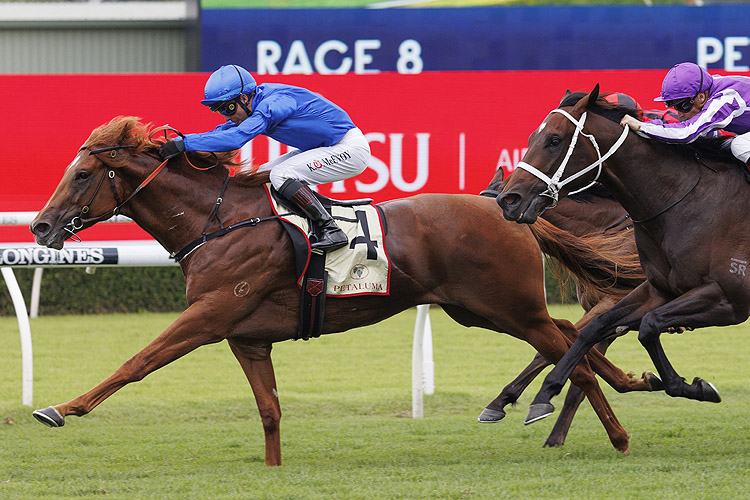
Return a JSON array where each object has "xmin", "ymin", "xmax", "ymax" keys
[
  {"xmin": 228, "ymin": 341, "xmax": 282, "ymax": 466},
  {"xmin": 637, "ymin": 283, "xmax": 737, "ymax": 403},
  {"xmin": 32, "ymin": 305, "xmax": 225, "ymax": 427},
  {"xmin": 478, "ymin": 353, "xmax": 550, "ymax": 423},
  {"xmin": 553, "ymin": 317, "xmax": 660, "ymax": 393},
  {"xmin": 543, "ymin": 337, "xmax": 614, "ymax": 448},
  {"xmin": 530, "ymin": 282, "xmax": 665, "ymax": 420},
  {"xmin": 568, "ymin": 361, "xmax": 630, "ymax": 454}
]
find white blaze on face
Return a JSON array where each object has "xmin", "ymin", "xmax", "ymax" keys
[
  {"xmin": 64, "ymin": 150, "xmax": 86, "ymax": 173},
  {"xmin": 537, "ymin": 121, "xmax": 547, "ymax": 134}
]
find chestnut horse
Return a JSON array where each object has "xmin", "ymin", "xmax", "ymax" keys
[
  {"xmin": 30, "ymin": 117, "xmax": 654, "ymax": 464},
  {"xmin": 480, "ymin": 176, "xmax": 644, "ymax": 448},
  {"xmin": 497, "ymin": 87, "xmax": 737, "ymax": 425}
]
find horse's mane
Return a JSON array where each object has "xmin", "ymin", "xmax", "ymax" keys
[
  {"xmin": 84, "ymin": 116, "xmax": 272, "ymax": 184},
  {"xmin": 559, "ymin": 92, "xmax": 739, "ymax": 165},
  {"xmin": 559, "ymin": 91, "xmax": 638, "ymax": 123}
]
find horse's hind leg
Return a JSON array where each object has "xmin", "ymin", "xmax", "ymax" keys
[
  {"xmin": 228, "ymin": 341, "xmax": 282, "ymax": 466},
  {"xmin": 478, "ymin": 353, "xmax": 550, "ymax": 423}
]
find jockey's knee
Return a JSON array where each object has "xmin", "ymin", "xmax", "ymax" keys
[
  {"xmin": 730, "ymin": 133, "xmax": 750, "ymax": 163},
  {"xmin": 269, "ymin": 170, "xmax": 299, "ymax": 191}
]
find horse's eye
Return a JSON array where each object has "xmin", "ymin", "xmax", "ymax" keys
[
  {"xmin": 75, "ymin": 171, "xmax": 90, "ymax": 181},
  {"xmin": 549, "ymin": 136, "xmax": 562, "ymax": 147}
]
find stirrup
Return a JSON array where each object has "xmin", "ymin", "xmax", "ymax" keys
[{"xmin": 310, "ymin": 224, "xmax": 348, "ymax": 251}]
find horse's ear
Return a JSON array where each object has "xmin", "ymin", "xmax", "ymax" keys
[
  {"xmin": 559, "ymin": 89, "xmax": 573, "ymax": 107},
  {"xmin": 588, "ymin": 84, "xmax": 600, "ymax": 107}
]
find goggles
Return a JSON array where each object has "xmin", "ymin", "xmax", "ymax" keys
[
  {"xmin": 214, "ymin": 100, "xmax": 239, "ymax": 116},
  {"xmin": 666, "ymin": 97, "xmax": 695, "ymax": 113}
]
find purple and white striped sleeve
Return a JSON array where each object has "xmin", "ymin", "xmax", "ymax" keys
[{"xmin": 640, "ymin": 90, "xmax": 744, "ymax": 143}]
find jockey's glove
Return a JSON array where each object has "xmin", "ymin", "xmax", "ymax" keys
[{"xmin": 159, "ymin": 139, "xmax": 186, "ymax": 160}]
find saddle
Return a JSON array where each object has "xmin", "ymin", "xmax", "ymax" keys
[{"xmin": 268, "ymin": 186, "xmax": 390, "ymax": 340}]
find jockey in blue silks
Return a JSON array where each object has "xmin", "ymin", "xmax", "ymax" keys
[
  {"xmin": 159, "ymin": 65, "xmax": 370, "ymax": 252},
  {"xmin": 621, "ymin": 62, "xmax": 750, "ymax": 167}
]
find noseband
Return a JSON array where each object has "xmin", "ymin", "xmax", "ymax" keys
[{"xmin": 515, "ymin": 109, "xmax": 630, "ymax": 207}]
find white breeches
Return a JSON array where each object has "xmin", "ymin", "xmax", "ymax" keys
[
  {"xmin": 257, "ymin": 128, "xmax": 370, "ymax": 190},
  {"xmin": 730, "ymin": 131, "xmax": 750, "ymax": 163}
]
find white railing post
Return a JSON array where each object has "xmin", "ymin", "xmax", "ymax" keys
[
  {"xmin": 412, "ymin": 304, "xmax": 434, "ymax": 418},
  {"xmin": 30, "ymin": 267, "xmax": 43, "ymax": 318},
  {"xmin": 1, "ymin": 267, "xmax": 33, "ymax": 406}
]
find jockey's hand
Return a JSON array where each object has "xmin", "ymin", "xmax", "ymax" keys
[
  {"xmin": 159, "ymin": 139, "xmax": 186, "ymax": 160},
  {"xmin": 620, "ymin": 115, "xmax": 643, "ymax": 132}
]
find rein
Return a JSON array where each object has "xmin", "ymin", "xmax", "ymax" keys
[{"xmin": 516, "ymin": 109, "xmax": 630, "ymax": 207}]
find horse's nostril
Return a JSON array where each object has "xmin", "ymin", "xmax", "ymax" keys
[
  {"xmin": 497, "ymin": 193, "xmax": 518, "ymax": 209},
  {"xmin": 31, "ymin": 222, "xmax": 50, "ymax": 237}
]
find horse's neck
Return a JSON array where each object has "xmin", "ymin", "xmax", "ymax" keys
[
  {"xmin": 598, "ymin": 121, "xmax": 695, "ymax": 222},
  {"xmin": 123, "ymin": 166, "xmax": 271, "ymax": 256},
  {"xmin": 544, "ymin": 196, "xmax": 627, "ymax": 236}
]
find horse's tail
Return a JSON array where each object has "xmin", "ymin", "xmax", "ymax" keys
[{"xmin": 528, "ymin": 218, "xmax": 645, "ymax": 297}]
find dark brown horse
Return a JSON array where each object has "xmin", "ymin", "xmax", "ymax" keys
[
  {"xmin": 480, "ymin": 174, "xmax": 644, "ymax": 448},
  {"xmin": 497, "ymin": 87, "xmax": 737, "ymax": 425},
  {"xmin": 30, "ymin": 117, "xmax": 655, "ymax": 464}
]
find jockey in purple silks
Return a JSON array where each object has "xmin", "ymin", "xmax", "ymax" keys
[
  {"xmin": 159, "ymin": 65, "xmax": 370, "ymax": 252},
  {"xmin": 621, "ymin": 62, "xmax": 750, "ymax": 167}
]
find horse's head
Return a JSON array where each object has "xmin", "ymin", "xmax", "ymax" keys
[
  {"xmin": 497, "ymin": 85, "xmax": 630, "ymax": 224},
  {"xmin": 31, "ymin": 117, "xmax": 160, "ymax": 249}
]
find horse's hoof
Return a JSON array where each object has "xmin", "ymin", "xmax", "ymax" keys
[
  {"xmin": 477, "ymin": 407, "xmax": 506, "ymax": 423},
  {"xmin": 543, "ymin": 436, "xmax": 565, "ymax": 448},
  {"xmin": 645, "ymin": 371, "xmax": 664, "ymax": 391},
  {"xmin": 33, "ymin": 407, "xmax": 64, "ymax": 427},
  {"xmin": 693, "ymin": 377, "xmax": 721, "ymax": 403},
  {"xmin": 525, "ymin": 403, "xmax": 554, "ymax": 425}
]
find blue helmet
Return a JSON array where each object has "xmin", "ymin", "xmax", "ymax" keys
[{"xmin": 201, "ymin": 65, "xmax": 257, "ymax": 111}]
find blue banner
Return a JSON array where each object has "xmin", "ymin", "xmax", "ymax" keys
[{"xmin": 202, "ymin": 5, "xmax": 750, "ymax": 74}]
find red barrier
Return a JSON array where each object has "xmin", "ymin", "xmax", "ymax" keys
[{"xmin": 2, "ymin": 70, "xmax": 669, "ymax": 242}]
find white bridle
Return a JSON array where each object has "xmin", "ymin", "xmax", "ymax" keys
[{"xmin": 515, "ymin": 109, "xmax": 630, "ymax": 207}]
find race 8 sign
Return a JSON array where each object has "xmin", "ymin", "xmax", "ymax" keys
[{"xmin": 256, "ymin": 39, "xmax": 424, "ymax": 75}]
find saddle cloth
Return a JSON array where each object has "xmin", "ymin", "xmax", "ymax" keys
[{"xmin": 265, "ymin": 184, "xmax": 390, "ymax": 297}]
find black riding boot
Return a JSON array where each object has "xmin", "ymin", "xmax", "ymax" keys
[{"xmin": 278, "ymin": 179, "xmax": 348, "ymax": 251}]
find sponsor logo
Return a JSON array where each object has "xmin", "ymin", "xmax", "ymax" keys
[
  {"xmin": 0, "ymin": 247, "xmax": 118, "ymax": 266},
  {"xmin": 306, "ymin": 150, "xmax": 352, "ymax": 172},
  {"xmin": 350, "ymin": 264, "xmax": 369, "ymax": 280}
]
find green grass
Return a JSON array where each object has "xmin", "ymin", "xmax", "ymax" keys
[{"xmin": 1, "ymin": 305, "xmax": 750, "ymax": 499}]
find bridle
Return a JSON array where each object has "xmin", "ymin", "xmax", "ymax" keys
[
  {"xmin": 64, "ymin": 126, "xmax": 187, "ymax": 240},
  {"xmin": 515, "ymin": 109, "xmax": 630, "ymax": 208}
]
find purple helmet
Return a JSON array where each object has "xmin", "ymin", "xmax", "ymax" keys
[{"xmin": 654, "ymin": 63, "xmax": 713, "ymax": 102}]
